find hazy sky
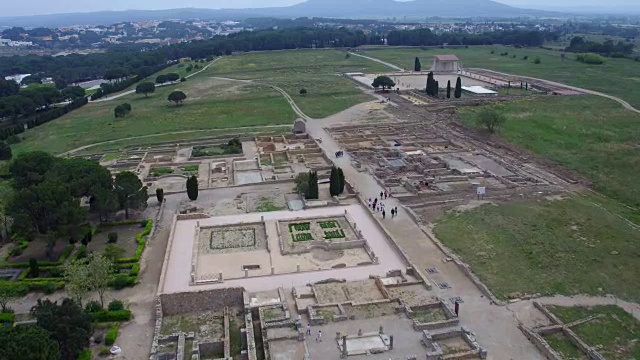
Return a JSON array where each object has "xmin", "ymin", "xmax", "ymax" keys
[{"xmin": 1, "ymin": 0, "xmax": 638, "ymax": 17}]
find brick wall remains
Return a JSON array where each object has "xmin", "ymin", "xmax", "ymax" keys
[{"xmin": 160, "ymin": 288, "xmax": 244, "ymax": 316}]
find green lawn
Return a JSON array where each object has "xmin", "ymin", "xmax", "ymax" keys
[
  {"xmin": 206, "ymin": 49, "xmax": 394, "ymax": 118},
  {"xmin": 13, "ymin": 77, "xmax": 296, "ymax": 155},
  {"xmin": 433, "ymin": 196, "xmax": 640, "ymax": 302},
  {"xmin": 546, "ymin": 305, "xmax": 640, "ymax": 360},
  {"xmin": 542, "ymin": 332, "xmax": 585, "ymax": 360},
  {"xmin": 358, "ymin": 45, "xmax": 640, "ymax": 108},
  {"xmin": 461, "ymin": 95, "xmax": 640, "ymax": 214}
]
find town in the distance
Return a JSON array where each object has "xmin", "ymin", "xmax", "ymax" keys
[{"xmin": 0, "ymin": 0, "xmax": 639, "ymax": 359}]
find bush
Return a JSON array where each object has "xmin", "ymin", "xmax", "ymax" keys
[
  {"xmin": 6, "ymin": 135, "xmax": 21, "ymax": 144},
  {"xmin": 110, "ymin": 274, "xmax": 135, "ymax": 289},
  {"xmin": 75, "ymin": 245, "xmax": 88, "ymax": 260},
  {"xmin": 107, "ymin": 232, "xmax": 118, "ymax": 243},
  {"xmin": 99, "ymin": 346, "xmax": 110, "ymax": 356},
  {"xmin": 90, "ymin": 309, "xmax": 132, "ymax": 322},
  {"xmin": 533, "ymin": 57, "xmax": 541, "ymax": 64},
  {"xmin": 576, "ymin": 53, "xmax": 605, "ymax": 65},
  {"xmin": 108, "ymin": 299, "xmax": 125, "ymax": 311},
  {"xmin": 28, "ymin": 258, "xmax": 39, "ymax": 278},
  {"xmin": 0, "ymin": 312, "xmax": 15, "ymax": 324},
  {"xmin": 105, "ymin": 324, "xmax": 119, "ymax": 345},
  {"xmin": 25, "ymin": 281, "xmax": 64, "ymax": 294},
  {"xmin": 523, "ymin": 55, "xmax": 528, "ymax": 60},
  {"xmin": 85, "ymin": 300, "xmax": 103, "ymax": 313},
  {"xmin": 77, "ymin": 349, "xmax": 92, "ymax": 360}
]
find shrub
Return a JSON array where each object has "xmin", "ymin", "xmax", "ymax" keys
[
  {"xmin": 0, "ymin": 312, "xmax": 15, "ymax": 324},
  {"xmin": 108, "ymin": 299, "xmax": 125, "ymax": 311},
  {"xmin": 110, "ymin": 274, "xmax": 135, "ymax": 289},
  {"xmin": 523, "ymin": 55, "xmax": 529, "ymax": 60},
  {"xmin": 25, "ymin": 281, "xmax": 64, "ymax": 294},
  {"xmin": 99, "ymin": 346, "xmax": 110, "ymax": 356},
  {"xmin": 75, "ymin": 245, "xmax": 88, "ymax": 260},
  {"xmin": 104, "ymin": 244, "xmax": 125, "ymax": 261},
  {"xmin": 77, "ymin": 349, "xmax": 92, "ymax": 360},
  {"xmin": 105, "ymin": 324, "xmax": 119, "ymax": 345},
  {"xmin": 107, "ymin": 232, "xmax": 118, "ymax": 243},
  {"xmin": 28, "ymin": 258, "xmax": 39, "ymax": 278},
  {"xmin": 576, "ymin": 53, "xmax": 605, "ymax": 65},
  {"xmin": 90, "ymin": 309, "xmax": 132, "ymax": 322},
  {"xmin": 533, "ymin": 57, "xmax": 541, "ymax": 64},
  {"xmin": 85, "ymin": 300, "xmax": 103, "ymax": 313},
  {"xmin": 6, "ymin": 135, "xmax": 21, "ymax": 144}
]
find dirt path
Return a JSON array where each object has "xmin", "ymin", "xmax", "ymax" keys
[
  {"xmin": 348, "ymin": 52, "xmax": 404, "ymax": 71},
  {"xmin": 91, "ymin": 58, "xmax": 220, "ymax": 103}
]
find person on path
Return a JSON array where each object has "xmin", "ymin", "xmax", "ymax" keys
[
  {"xmin": 368, "ymin": 198, "xmax": 372, "ymax": 208},
  {"xmin": 317, "ymin": 330, "xmax": 322, "ymax": 342},
  {"xmin": 391, "ymin": 208, "xmax": 395, "ymax": 218},
  {"xmin": 382, "ymin": 210, "xmax": 386, "ymax": 219},
  {"xmin": 380, "ymin": 191, "xmax": 383, "ymax": 199},
  {"xmin": 306, "ymin": 324, "xmax": 311, "ymax": 335},
  {"xmin": 373, "ymin": 198, "xmax": 377, "ymax": 210},
  {"xmin": 384, "ymin": 191, "xmax": 388, "ymax": 199},
  {"xmin": 394, "ymin": 206, "xmax": 398, "ymax": 216}
]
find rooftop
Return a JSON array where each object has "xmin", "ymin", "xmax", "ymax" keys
[{"xmin": 434, "ymin": 55, "xmax": 460, "ymax": 61}]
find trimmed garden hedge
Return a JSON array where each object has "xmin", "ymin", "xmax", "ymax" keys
[
  {"xmin": 76, "ymin": 349, "xmax": 92, "ymax": 360},
  {"xmin": 90, "ymin": 309, "xmax": 132, "ymax": 322},
  {"xmin": 115, "ymin": 219, "xmax": 152, "ymax": 264},
  {"xmin": 1, "ymin": 244, "xmax": 74, "ymax": 268},
  {"xmin": 105, "ymin": 322, "xmax": 120, "ymax": 345}
]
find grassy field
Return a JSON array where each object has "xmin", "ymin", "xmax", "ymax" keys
[
  {"xmin": 546, "ymin": 305, "xmax": 640, "ymax": 359},
  {"xmin": 13, "ymin": 77, "xmax": 296, "ymax": 154},
  {"xmin": 542, "ymin": 332, "xmax": 585, "ymax": 359},
  {"xmin": 461, "ymin": 95, "xmax": 640, "ymax": 214},
  {"xmin": 206, "ymin": 49, "xmax": 393, "ymax": 118},
  {"xmin": 358, "ymin": 45, "xmax": 640, "ymax": 108},
  {"xmin": 433, "ymin": 196, "xmax": 640, "ymax": 302}
]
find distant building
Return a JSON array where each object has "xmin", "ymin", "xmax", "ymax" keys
[
  {"xmin": 430, "ymin": 55, "xmax": 460, "ymax": 73},
  {"xmin": 292, "ymin": 119, "xmax": 306, "ymax": 134}
]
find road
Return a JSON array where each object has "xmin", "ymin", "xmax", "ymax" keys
[{"xmin": 348, "ymin": 52, "xmax": 404, "ymax": 72}]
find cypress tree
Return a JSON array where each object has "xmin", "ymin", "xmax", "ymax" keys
[
  {"xmin": 306, "ymin": 171, "xmax": 319, "ymax": 199},
  {"xmin": 186, "ymin": 176, "xmax": 199, "ymax": 200},
  {"xmin": 435, "ymin": 81, "xmax": 439, "ymax": 97},
  {"xmin": 446, "ymin": 80, "xmax": 451, "ymax": 99},
  {"xmin": 414, "ymin": 57, "xmax": 421, "ymax": 72},
  {"xmin": 454, "ymin": 76, "xmax": 462, "ymax": 98},
  {"xmin": 329, "ymin": 166, "xmax": 339, "ymax": 197},
  {"xmin": 156, "ymin": 188, "xmax": 164, "ymax": 203},
  {"xmin": 338, "ymin": 168, "xmax": 345, "ymax": 194}
]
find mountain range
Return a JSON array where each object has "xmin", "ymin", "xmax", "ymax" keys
[{"xmin": 1, "ymin": 0, "xmax": 560, "ymax": 28}]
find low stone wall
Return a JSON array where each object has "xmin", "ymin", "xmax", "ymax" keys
[
  {"xmin": 244, "ymin": 311, "xmax": 258, "ymax": 360},
  {"xmin": 149, "ymin": 297, "xmax": 164, "ymax": 359},
  {"xmin": 160, "ymin": 288, "xmax": 244, "ymax": 316},
  {"xmin": 158, "ymin": 214, "xmax": 179, "ymax": 294},
  {"xmin": 518, "ymin": 324, "xmax": 562, "ymax": 360}
]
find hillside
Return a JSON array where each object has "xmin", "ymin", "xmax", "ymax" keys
[{"xmin": 0, "ymin": 0, "xmax": 557, "ymax": 27}]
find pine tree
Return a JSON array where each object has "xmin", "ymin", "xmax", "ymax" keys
[
  {"xmin": 414, "ymin": 57, "xmax": 422, "ymax": 72},
  {"xmin": 186, "ymin": 176, "xmax": 199, "ymax": 200},
  {"xmin": 454, "ymin": 76, "xmax": 462, "ymax": 98},
  {"xmin": 446, "ymin": 80, "xmax": 451, "ymax": 99}
]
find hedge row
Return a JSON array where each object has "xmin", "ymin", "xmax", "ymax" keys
[
  {"xmin": 104, "ymin": 323, "xmax": 120, "ymax": 345},
  {"xmin": 90, "ymin": 309, "xmax": 132, "ymax": 322},
  {"xmin": 1, "ymin": 244, "xmax": 75, "ymax": 269},
  {"xmin": 76, "ymin": 349, "xmax": 92, "ymax": 360},
  {"xmin": 115, "ymin": 219, "xmax": 152, "ymax": 264}
]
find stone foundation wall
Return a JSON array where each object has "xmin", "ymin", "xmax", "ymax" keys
[
  {"xmin": 160, "ymin": 288, "xmax": 244, "ymax": 316},
  {"xmin": 518, "ymin": 324, "xmax": 562, "ymax": 360}
]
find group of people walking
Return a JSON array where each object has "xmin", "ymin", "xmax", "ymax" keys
[{"xmin": 368, "ymin": 190, "xmax": 398, "ymax": 219}]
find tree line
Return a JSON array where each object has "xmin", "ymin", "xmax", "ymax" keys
[
  {"xmin": 386, "ymin": 29, "xmax": 557, "ymax": 47},
  {"xmin": 566, "ymin": 36, "xmax": 634, "ymax": 57}
]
